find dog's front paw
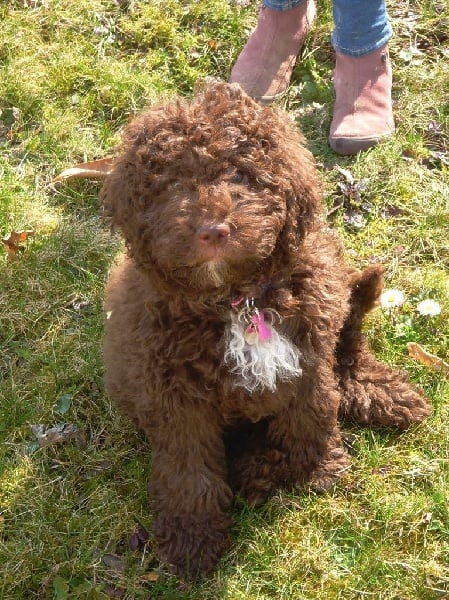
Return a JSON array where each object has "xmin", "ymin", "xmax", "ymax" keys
[
  {"xmin": 305, "ymin": 446, "xmax": 350, "ymax": 493},
  {"xmin": 230, "ymin": 448, "xmax": 290, "ymax": 506},
  {"xmin": 154, "ymin": 512, "xmax": 232, "ymax": 578}
]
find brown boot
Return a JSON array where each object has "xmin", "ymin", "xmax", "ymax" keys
[
  {"xmin": 230, "ymin": 1, "xmax": 316, "ymax": 104},
  {"xmin": 329, "ymin": 45, "xmax": 395, "ymax": 155}
]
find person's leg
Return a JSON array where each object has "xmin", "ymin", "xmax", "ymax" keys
[
  {"xmin": 230, "ymin": 0, "xmax": 316, "ymax": 104},
  {"xmin": 329, "ymin": 0, "xmax": 394, "ymax": 154}
]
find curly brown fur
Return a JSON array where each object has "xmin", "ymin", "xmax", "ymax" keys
[
  {"xmin": 101, "ymin": 81, "xmax": 430, "ymax": 578},
  {"xmin": 336, "ymin": 266, "xmax": 430, "ymax": 428}
]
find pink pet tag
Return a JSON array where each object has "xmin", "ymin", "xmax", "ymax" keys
[{"xmin": 244, "ymin": 311, "xmax": 272, "ymax": 345}]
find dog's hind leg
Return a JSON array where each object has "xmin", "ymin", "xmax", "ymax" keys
[
  {"xmin": 336, "ymin": 265, "xmax": 431, "ymax": 429},
  {"xmin": 227, "ymin": 399, "xmax": 349, "ymax": 502}
]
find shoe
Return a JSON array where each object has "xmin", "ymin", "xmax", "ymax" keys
[
  {"xmin": 328, "ymin": 44, "xmax": 395, "ymax": 155},
  {"xmin": 230, "ymin": 1, "xmax": 316, "ymax": 104}
]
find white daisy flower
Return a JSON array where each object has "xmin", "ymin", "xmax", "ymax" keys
[
  {"xmin": 380, "ymin": 289, "xmax": 405, "ymax": 310},
  {"xmin": 416, "ymin": 299, "xmax": 441, "ymax": 317}
]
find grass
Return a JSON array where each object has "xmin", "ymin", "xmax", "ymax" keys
[{"xmin": 0, "ymin": 0, "xmax": 448, "ymax": 597}]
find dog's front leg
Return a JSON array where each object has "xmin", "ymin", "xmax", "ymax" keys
[
  {"xmin": 144, "ymin": 403, "xmax": 232, "ymax": 578},
  {"xmin": 269, "ymin": 365, "xmax": 350, "ymax": 492}
]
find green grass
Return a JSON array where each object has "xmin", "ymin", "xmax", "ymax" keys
[{"xmin": 1, "ymin": 0, "xmax": 448, "ymax": 598}]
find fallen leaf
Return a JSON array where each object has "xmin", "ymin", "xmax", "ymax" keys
[
  {"xmin": 30, "ymin": 423, "xmax": 85, "ymax": 448},
  {"xmin": 140, "ymin": 571, "xmax": 160, "ymax": 582},
  {"xmin": 54, "ymin": 394, "xmax": 72, "ymax": 416},
  {"xmin": 52, "ymin": 157, "xmax": 114, "ymax": 183},
  {"xmin": 101, "ymin": 553, "xmax": 126, "ymax": 572},
  {"xmin": 407, "ymin": 342, "xmax": 449, "ymax": 375},
  {"xmin": 2, "ymin": 229, "xmax": 34, "ymax": 259},
  {"xmin": 102, "ymin": 584, "xmax": 125, "ymax": 598},
  {"xmin": 129, "ymin": 524, "xmax": 150, "ymax": 551}
]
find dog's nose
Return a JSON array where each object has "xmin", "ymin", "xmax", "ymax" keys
[{"xmin": 198, "ymin": 223, "xmax": 231, "ymax": 244}]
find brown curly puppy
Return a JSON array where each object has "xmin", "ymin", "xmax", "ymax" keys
[{"xmin": 101, "ymin": 81, "xmax": 430, "ymax": 578}]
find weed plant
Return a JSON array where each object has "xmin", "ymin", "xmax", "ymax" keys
[{"xmin": 0, "ymin": 0, "xmax": 448, "ymax": 598}]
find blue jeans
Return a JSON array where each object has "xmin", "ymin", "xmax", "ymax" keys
[{"xmin": 262, "ymin": 0, "xmax": 392, "ymax": 57}]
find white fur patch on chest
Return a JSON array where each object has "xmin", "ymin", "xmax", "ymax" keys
[{"xmin": 223, "ymin": 307, "xmax": 302, "ymax": 393}]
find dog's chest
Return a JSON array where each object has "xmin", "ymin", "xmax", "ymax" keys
[{"xmin": 145, "ymin": 292, "xmax": 304, "ymax": 404}]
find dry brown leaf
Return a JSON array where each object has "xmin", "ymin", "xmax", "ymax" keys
[
  {"xmin": 2, "ymin": 229, "xmax": 34, "ymax": 259},
  {"xmin": 407, "ymin": 342, "xmax": 449, "ymax": 375},
  {"xmin": 52, "ymin": 157, "xmax": 114, "ymax": 183},
  {"xmin": 140, "ymin": 571, "xmax": 160, "ymax": 582}
]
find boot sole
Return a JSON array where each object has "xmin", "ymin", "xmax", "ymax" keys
[{"xmin": 329, "ymin": 131, "xmax": 394, "ymax": 155}]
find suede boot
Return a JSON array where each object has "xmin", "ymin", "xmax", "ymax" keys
[
  {"xmin": 230, "ymin": 1, "xmax": 316, "ymax": 104},
  {"xmin": 329, "ymin": 45, "xmax": 395, "ymax": 155}
]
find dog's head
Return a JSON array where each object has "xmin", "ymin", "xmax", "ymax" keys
[{"xmin": 101, "ymin": 81, "xmax": 323, "ymax": 295}]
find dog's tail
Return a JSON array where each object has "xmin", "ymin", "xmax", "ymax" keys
[
  {"xmin": 338, "ymin": 265, "xmax": 384, "ymax": 357},
  {"xmin": 336, "ymin": 265, "xmax": 431, "ymax": 429}
]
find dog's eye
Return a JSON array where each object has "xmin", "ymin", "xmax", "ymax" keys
[{"xmin": 231, "ymin": 171, "xmax": 245, "ymax": 184}]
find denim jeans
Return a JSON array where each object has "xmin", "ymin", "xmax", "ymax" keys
[{"xmin": 262, "ymin": 0, "xmax": 392, "ymax": 57}]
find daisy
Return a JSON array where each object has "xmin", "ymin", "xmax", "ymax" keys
[
  {"xmin": 416, "ymin": 299, "xmax": 442, "ymax": 317},
  {"xmin": 380, "ymin": 289, "xmax": 405, "ymax": 310}
]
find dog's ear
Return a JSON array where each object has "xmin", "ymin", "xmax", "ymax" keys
[
  {"xmin": 99, "ymin": 108, "xmax": 168, "ymax": 235},
  {"xmin": 100, "ymin": 153, "xmax": 137, "ymax": 234},
  {"xmin": 279, "ymin": 140, "xmax": 324, "ymax": 243},
  {"xmin": 273, "ymin": 178, "xmax": 321, "ymax": 269},
  {"xmin": 291, "ymin": 167, "xmax": 323, "ymax": 238},
  {"xmin": 100, "ymin": 96, "xmax": 194, "ymax": 236},
  {"xmin": 266, "ymin": 118, "xmax": 324, "ymax": 271}
]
